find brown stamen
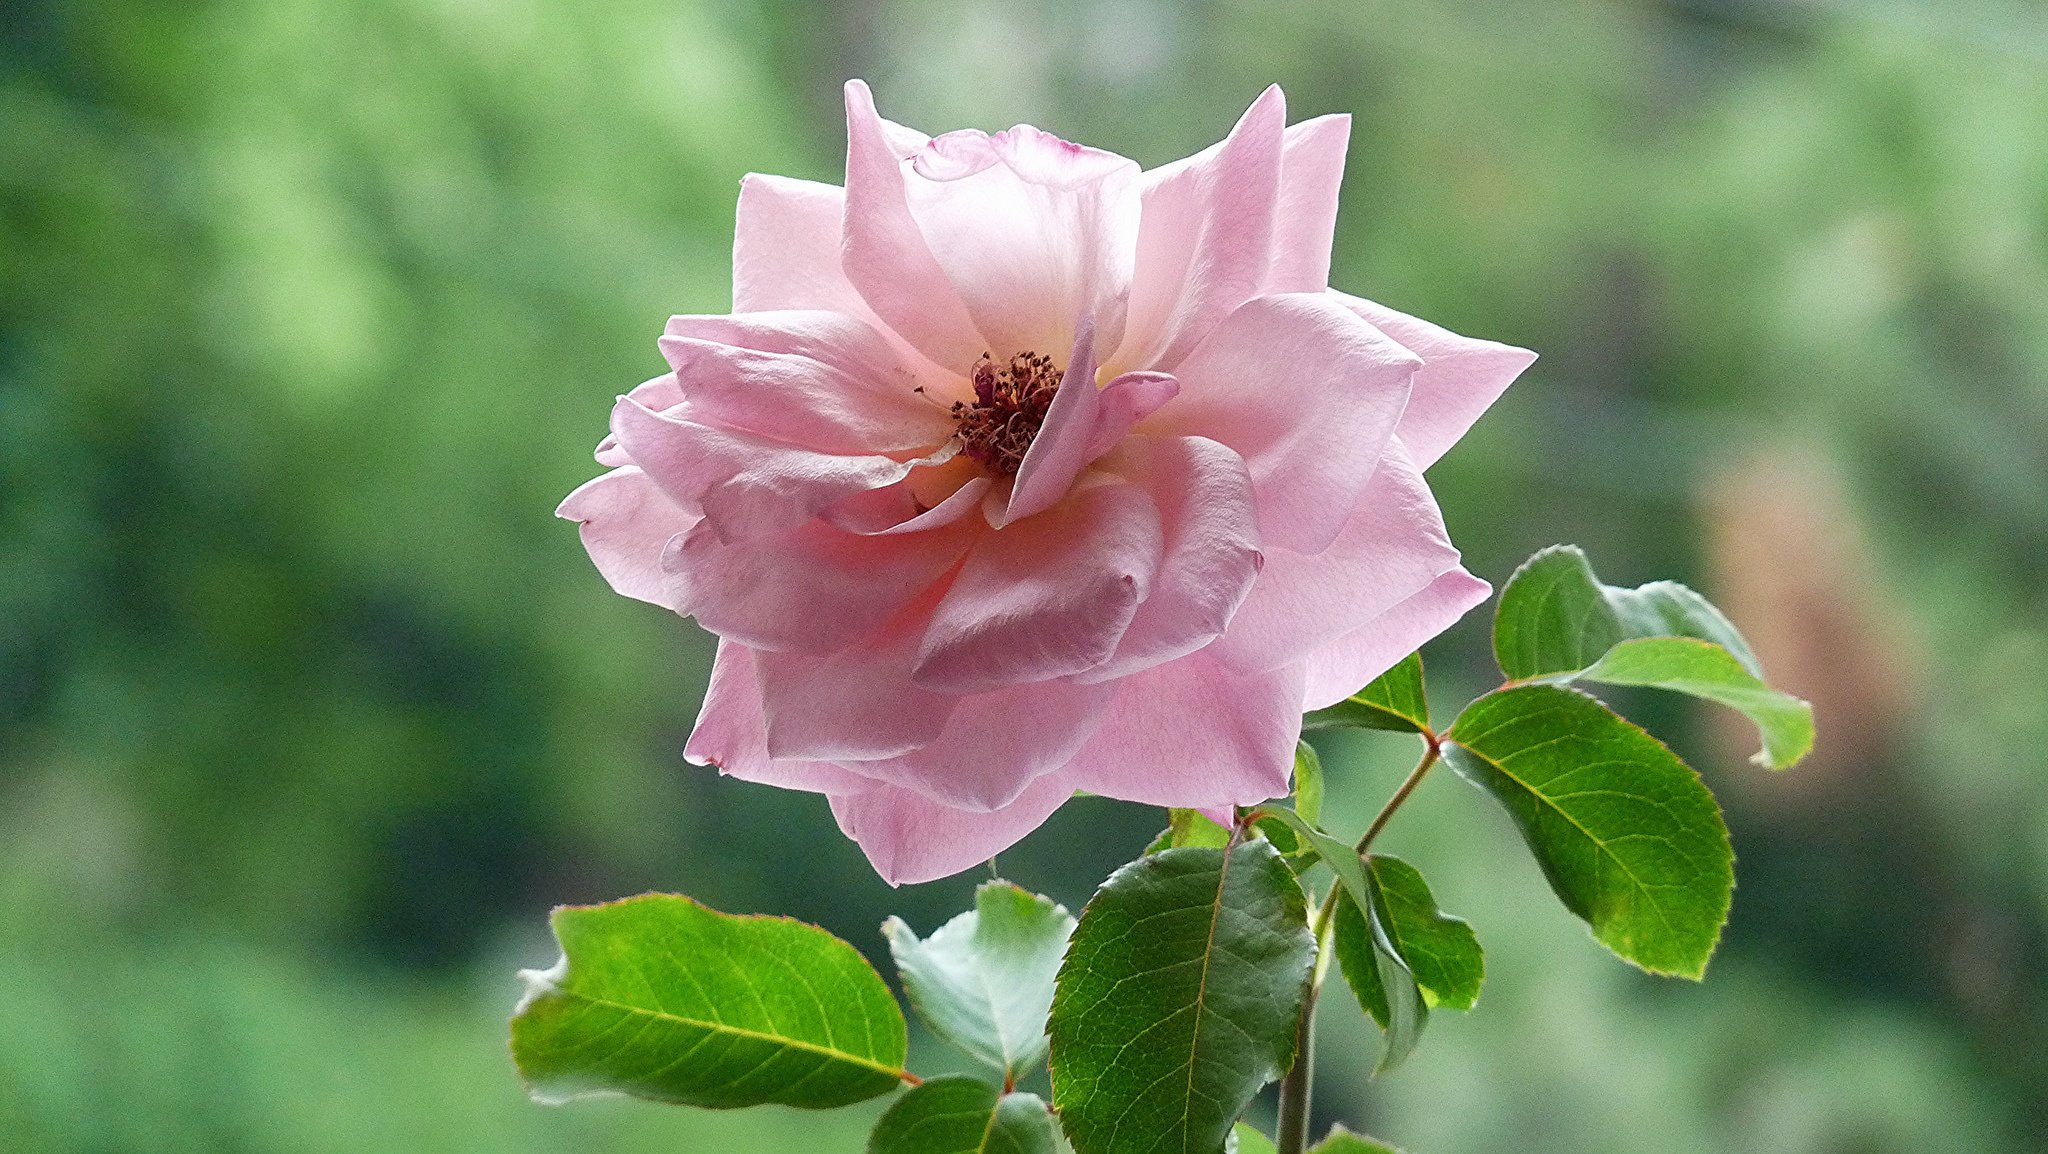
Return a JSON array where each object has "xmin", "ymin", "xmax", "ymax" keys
[{"xmin": 950, "ymin": 351, "xmax": 1061, "ymax": 476}]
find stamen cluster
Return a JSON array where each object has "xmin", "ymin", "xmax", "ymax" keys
[{"xmin": 951, "ymin": 351, "xmax": 1061, "ymax": 475}]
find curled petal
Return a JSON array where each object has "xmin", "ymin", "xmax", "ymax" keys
[
  {"xmin": 1080, "ymin": 434, "xmax": 1262, "ymax": 682},
  {"xmin": 1301, "ymin": 567, "xmax": 1492, "ymax": 711},
  {"xmin": 683, "ymin": 641, "xmax": 886, "ymax": 796},
  {"xmin": 555, "ymin": 466, "xmax": 696, "ymax": 608},
  {"xmin": 1116, "ymin": 85, "xmax": 1286, "ymax": 373},
  {"xmin": 829, "ymin": 772, "xmax": 1078, "ymax": 886},
  {"xmin": 1004, "ymin": 329, "xmax": 1179, "ymax": 525},
  {"xmin": 1209, "ymin": 438, "xmax": 1464, "ymax": 674},
  {"xmin": 1334, "ymin": 290, "xmax": 1537, "ymax": 470},
  {"xmin": 1062, "ymin": 654, "xmax": 1304, "ymax": 808},
  {"xmin": 1152, "ymin": 292, "xmax": 1417, "ymax": 553},
  {"xmin": 1265, "ymin": 114, "xmax": 1350, "ymax": 294},
  {"xmin": 594, "ymin": 374, "xmax": 682, "ymax": 466},
  {"xmin": 755, "ymin": 591, "xmax": 960, "ymax": 761},
  {"xmin": 914, "ymin": 480, "xmax": 1163, "ymax": 693},
  {"xmin": 668, "ymin": 515, "xmax": 974, "ymax": 654},
  {"xmin": 841, "ymin": 80, "xmax": 986, "ymax": 371},
  {"xmin": 732, "ymin": 174, "xmax": 868, "ymax": 317},
  {"xmin": 661, "ymin": 311, "xmax": 954, "ymax": 454},
  {"xmin": 834, "ymin": 675, "xmax": 1115, "ymax": 811}
]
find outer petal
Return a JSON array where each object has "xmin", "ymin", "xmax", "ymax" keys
[
  {"xmin": 1115, "ymin": 85, "xmax": 1286, "ymax": 374},
  {"xmin": 841, "ymin": 80, "xmax": 986, "ymax": 371},
  {"xmin": 594, "ymin": 374, "xmax": 683, "ymax": 466},
  {"xmin": 1080, "ymin": 434, "xmax": 1262, "ymax": 682},
  {"xmin": 913, "ymin": 479, "xmax": 1163, "ymax": 693},
  {"xmin": 732, "ymin": 174, "xmax": 868, "ymax": 316},
  {"xmin": 683, "ymin": 641, "xmax": 885, "ymax": 795},
  {"xmin": 1061, "ymin": 654, "xmax": 1305, "ymax": 807},
  {"xmin": 1149, "ymin": 293, "xmax": 1418, "ymax": 554},
  {"xmin": 902, "ymin": 125, "xmax": 1142, "ymax": 363},
  {"xmin": 828, "ymin": 771, "xmax": 1077, "ymax": 886},
  {"xmin": 835, "ymin": 675, "xmax": 1115, "ymax": 811},
  {"xmin": 1333, "ymin": 290, "xmax": 1537, "ymax": 470},
  {"xmin": 1265, "ymin": 114, "xmax": 1351, "ymax": 294},
  {"xmin": 555, "ymin": 466, "xmax": 695, "ymax": 607},
  {"xmin": 1301, "ymin": 567, "xmax": 1492, "ymax": 710},
  {"xmin": 661, "ymin": 311, "xmax": 954, "ymax": 454},
  {"xmin": 667, "ymin": 515, "xmax": 974, "ymax": 654},
  {"xmin": 1208, "ymin": 438, "xmax": 1464, "ymax": 674},
  {"xmin": 754, "ymin": 588, "xmax": 959, "ymax": 761}
]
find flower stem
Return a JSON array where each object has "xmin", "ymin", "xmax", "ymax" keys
[
  {"xmin": 1276, "ymin": 888, "xmax": 1338, "ymax": 1154},
  {"xmin": 1356, "ymin": 735, "xmax": 1441, "ymax": 854}
]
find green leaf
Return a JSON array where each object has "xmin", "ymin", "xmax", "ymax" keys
[
  {"xmin": 1332, "ymin": 855, "xmax": 1483, "ymax": 1023},
  {"xmin": 1252, "ymin": 808, "xmax": 1425, "ymax": 1074},
  {"xmin": 1308, "ymin": 1125, "xmax": 1407, "ymax": 1153},
  {"xmin": 510, "ymin": 893, "xmax": 908, "ymax": 1109},
  {"xmin": 1303, "ymin": 652, "xmax": 1430, "ymax": 735},
  {"xmin": 1145, "ymin": 807, "xmax": 1234, "ymax": 854},
  {"xmin": 883, "ymin": 882, "xmax": 1076, "ymax": 1083},
  {"xmin": 1493, "ymin": 545, "xmax": 1761, "ymax": 680},
  {"xmin": 867, "ymin": 1077, "xmax": 1060, "ymax": 1154},
  {"xmin": 1292, "ymin": 741, "xmax": 1325, "ymax": 827},
  {"xmin": 1229, "ymin": 1122, "xmax": 1279, "ymax": 1154},
  {"xmin": 1562, "ymin": 636, "xmax": 1814, "ymax": 770},
  {"xmin": 1443, "ymin": 686, "xmax": 1735, "ymax": 978},
  {"xmin": 1048, "ymin": 841, "xmax": 1315, "ymax": 1154}
]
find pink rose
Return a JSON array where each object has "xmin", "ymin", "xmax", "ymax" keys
[{"xmin": 560, "ymin": 81, "xmax": 1534, "ymax": 884}]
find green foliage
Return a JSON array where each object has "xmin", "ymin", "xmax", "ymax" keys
[
  {"xmin": 883, "ymin": 883, "xmax": 1075, "ymax": 1084},
  {"xmin": 1332, "ymin": 855, "xmax": 1483, "ymax": 1023},
  {"xmin": 1562, "ymin": 637, "xmax": 1814, "ymax": 769},
  {"xmin": 1443, "ymin": 686, "xmax": 1735, "ymax": 978},
  {"xmin": 1229, "ymin": 1122, "xmax": 1279, "ymax": 1153},
  {"xmin": 867, "ymin": 1078, "xmax": 1060, "ymax": 1154},
  {"xmin": 1494, "ymin": 546, "xmax": 1760, "ymax": 679},
  {"xmin": 1292, "ymin": 742, "xmax": 1326, "ymax": 827},
  {"xmin": 511, "ymin": 895, "xmax": 908, "ymax": 1109},
  {"xmin": 1307, "ymin": 1126, "xmax": 1406, "ymax": 1153},
  {"xmin": 1302, "ymin": 654, "xmax": 1431, "ymax": 735},
  {"xmin": 1047, "ymin": 842, "xmax": 1314, "ymax": 1154},
  {"xmin": 1144, "ymin": 808, "xmax": 1234, "ymax": 853}
]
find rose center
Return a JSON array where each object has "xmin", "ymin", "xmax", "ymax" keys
[{"xmin": 949, "ymin": 351, "xmax": 1060, "ymax": 476}]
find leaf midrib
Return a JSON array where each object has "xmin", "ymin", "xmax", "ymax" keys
[{"xmin": 539, "ymin": 987, "xmax": 908, "ymax": 1081}]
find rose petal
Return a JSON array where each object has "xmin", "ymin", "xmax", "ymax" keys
[
  {"xmin": 594, "ymin": 374, "xmax": 682, "ymax": 466},
  {"xmin": 732, "ymin": 174, "xmax": 868, "ymax": 317},
  {"xmin": 834, "ymin": 675, "xmax": 1115, "ymax": 811},
  {"xmin": 555, "ymin": 466, "xmax": 696, "ymax": 608},
  {"xmin": 1208, "ymin": 438, "xmax": 1464, "ymax": 674},
  {"xmin": 1301, "ymin": 567, "xmax": 1492, "ymax": 711},
  {"xmin": 661, "ymin": 311, "xmax": 955, "ymax": 454},
  {"xmin": 1265, "ymin": 114, "xmax": 1351, "ymax": 294},
  {"xmin": 1115, "ymin": 85, "xmax": 1286, "ymax": 374},
  {"xmin": 1150, "ymin": 292, "xmax": 1418, "ymax": 553},
  {"xmin": 755, "ymin": 588, "xmax": 960, "ymax": 761},
  {"xmin": 829, "ymin": 771, "xmax": 1078, "ymax": 886},
  {"xmin": 913, "ymin": 479, "xmax": 1163, "ymax": 693},
  {"xmin": 1333, "ymin": 290, "xmax": 1537, "ymax": 470},
  {"xmin": 841, "ymin": 80, "xmax": 987, "ymax": 371},
  {"xmin": 683, "ymin": 641, "xmax": 885, "ymax": 795},
  {"xmin": 1061, "ymin": 653, "xmax": 1304, "ymax": 807},
  {"xmin": 1080, "ymin": 434, "xmax": 1262, "ymax": 682},
  {"xmin": 668, "ymin": 514, "xmax": 974, "ymax": 654}
]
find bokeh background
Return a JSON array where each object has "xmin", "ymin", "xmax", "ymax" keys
[{"xmin": 5, "ymin": 0, "xmax": 2047, "ymax": 1150}]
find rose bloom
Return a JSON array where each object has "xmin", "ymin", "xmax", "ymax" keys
[{"xmin": 561, "ymin": 82, "xmax": 1533, "ymax": 884}]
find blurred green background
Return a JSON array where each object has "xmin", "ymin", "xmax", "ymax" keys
[{"xmin": 5, "ymin": 0, "xmax": 2046, "ymax": 1150}]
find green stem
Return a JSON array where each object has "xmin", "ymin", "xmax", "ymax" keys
[
  {"xmin": 1276, "ymin": 888, "xmax": 1339, "ymax": 1154},
  {"xmin": 1356, "ymin": 734, "xmax": 1441, "ymax": 854}
]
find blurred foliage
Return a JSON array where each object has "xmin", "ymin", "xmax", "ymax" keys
[{"xmin": 3, "ymin": 0, "xmax": 2045, "ymax": 1150}]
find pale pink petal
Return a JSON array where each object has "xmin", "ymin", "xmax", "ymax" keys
[
  {"xmin": 1149, "ymin": 293, "xmax": 1418, "ymax": 553},
  {"xmin": 755, "ymin": 589, "xmax": 959, "ymax": 761},
  {"xmin": 1062, "ymin": 654, "xmax": 1305, "ymax": 808},
  {"xmin": 667, "ymin": 515, "xmax": 974, "ymax": 654},
  {"xmin": 913, "ymin": 480, "xmax": 1163, "ymax": 693},
  {"xmin": 1004, "ymin": 335, "xmax": 1181, "ymax": 526},
  {"xmin": 611, "ymin": 398, "xmax": 920, "ymax": 540},
  {"xmin": 1085, "ymin": 372, "xmax": 1178, "ymax": 457},
  {"xmin": 555, "ymin": 466, "xmax": 695, "ymax": 608},
  {"xmin": 1301, "ymin": 567, "xmax": 1492, "ymax": 711},
  {"xmin": 1333, "ymin": 290, "xmax": 1537, "ymax": 470},
  {"xmin": 1079, "ymin": 434, "xmax": 1262, "ymax": 682},
  {"xmin": 594, "ymin": 374, "xmax": 683, "ymax": 466},
  {"xmin": 1115, "ymin": 85, "xmax": 1286, "ymax": 374},
  {"xmin": 1265, "ymin": 114, "xmax": 1350, "ymax": 294},
  {"xmin": 732, "ymin": 174, "xmax": 869, "ymax": 317},
  {"xmin": 901, "ymin": 124, "xmax": 1141, "ymax": 363},
  {"xmin": 824, "ymin": 473, "xmax": 993, "ymax": 537},
  {"xmin": 841, "ymin": 80, "xmax": 986, "ymax": 371},
  {"xmin": 683, "ymin": 641, "xmax": 884, "ymax": 795},
  {"xmin": 661, "ymin": 311, "xmax": 954, "ymax": 454},
  {"xmin": 834, "ymin": 675, "xmax": 1115, "ymax": 810},
  {"xmin": 1208, "ymin": 438, "xmax": 1464, "ymax": 674},
  {"xmin": 829, "ymin": 771, "xmax": 1078, "ymax": 886}
]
